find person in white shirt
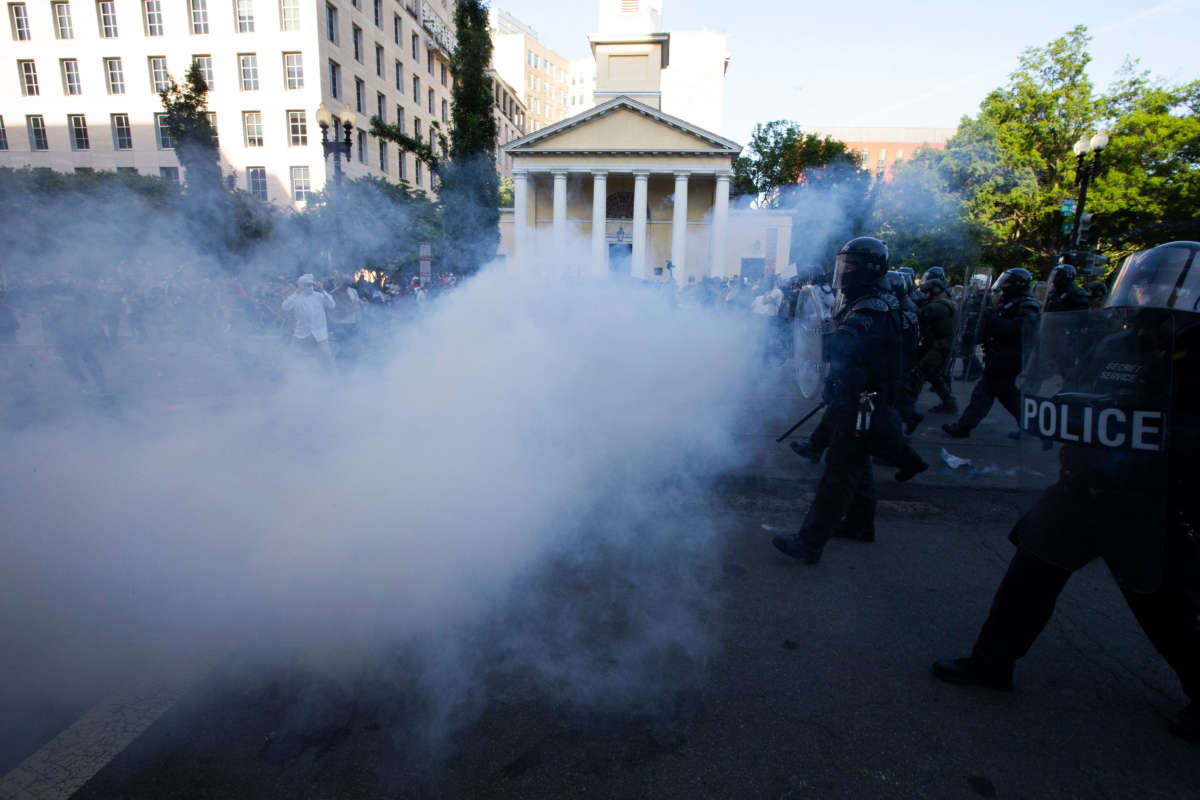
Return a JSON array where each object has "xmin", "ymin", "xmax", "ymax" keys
[{"xmin": 281, "ymin": 274, "xmax": 335, "ymax": 366}]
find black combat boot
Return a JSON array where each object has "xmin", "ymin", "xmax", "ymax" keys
[
  {"xmin": 931, "ymin": 657, "xmax": 1014, "ymax": 691},
  {"xmin": 772, "ymin": 533, "xmax": 823, "ymax": 564},
  {"xmin": 942, "ymin": 422, "xmax": 970, "ymax": 438},
  {"xmin": 789, "ymin": 439, "xmax": 822, "ymax": 464},
  {"xmin": 894, "ymin": 458, "xmax": 928, "ymax": 483}
]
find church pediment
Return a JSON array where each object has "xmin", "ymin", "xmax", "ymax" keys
[{"xmin": 505, "ymin": 96, "xmax": 740, "ymax": 156}]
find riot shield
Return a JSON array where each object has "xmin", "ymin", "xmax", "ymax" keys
[
  {"xmin": 948, "ymin": 271, "xmax": 992, "ymax": 381},
  {"xmin": 792, "ymin": 284, "xmax": 832, "ymax": 399},
  {"xmin": 1015, "ymin": 306, "xmax": 1199, "ymax": 591}
]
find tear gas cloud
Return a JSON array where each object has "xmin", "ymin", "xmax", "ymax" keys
[{"xmin": 0, "ymin": 177, "xmax": 778, "ymax": 744}]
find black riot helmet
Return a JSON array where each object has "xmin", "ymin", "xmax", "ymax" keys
[
  {"xmin": 991, "ymin": 268, "xmax": 1035, "ymax": 300},
  {"xmin": 834, "ymin": 237, "xmax": 889, "ymax": 296},
  {"xmin": 1108, "ymin": 241, "xmax": 1200, "ymax": 311},
  {"xmin": 886, "ymin": 270, "xmax": 907, "ymax": 297},
  {"xmin": 1050, "ymin": 263, "xmax": 1076, "ymax": 291},
  {"xmin": 1085, "ymin": 280, "xmax": 1108, "ymax": 303},
  {"xmin": 922, "ymin": 266, "xmax": 946, "ymax": 283},
  {"xmin": 921, "ymin": 278, "xmax": 948, "ymax": 296}
]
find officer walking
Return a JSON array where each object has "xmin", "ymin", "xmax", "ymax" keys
[
  {"xmin": 1043, "ymin": 263, "xmax": 1090, "ymax": 313},
  {"xmin": 932, "ymin": 241, "xmax": 1200, "ymax": 742},
  {"xmin": 909, "ymin": 278, "xmax": 959, "ymax": 417},
  {"xmin": 942, "ymin": 268, "xmax": 1040, "ymax": 439},
  {"xmin": 774, "ymin": 237, "xmax": 921, "ymax": 563}
]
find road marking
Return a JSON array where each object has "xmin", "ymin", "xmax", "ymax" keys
[{"xmin": 0, "ymin": 684, "xmax": 179, "ymax": 800}]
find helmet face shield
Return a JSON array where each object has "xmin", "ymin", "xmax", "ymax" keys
[
  {"xmin": 832, "ymin": 252, "xmax": 860, "ymax": 295},
  {"xmin": 1108, "ymin": 243, "xmax": 1199, "ymax": 311}
]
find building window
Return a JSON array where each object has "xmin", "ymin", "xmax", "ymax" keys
[
  {"xmin": 376, "ymin": 92, "xmax": 385, "ymax": 122},
  {"xmin": 206, "ymin": 111, "xmax": 218, "ymax": 145},
  {"xmin": 159, "ymin": 166, "xmax": 179, "ymax": 183},
  {"xmin": 441, "ymin": 99, "xmax": 447, "ymax": 123},
  {"xmin": 242, "ymin": 110, "xmax": 263, "ymax": 146},
  {"xmin": 440, "ymin": 62, "xmax": 447, "ymax": 86},
  {"xmin": 149, "ymin": 56, "xmax": 169, "ymax": 93},
  {"xmin": 238, "ymin": 53, "xmax": 259, "ymax": 90},
  {"xmin": 427, "ymin": 48, "xmax": 433, "ymax": 75},
  {"xmin": 427, "ymin": 88, "xmax": 435, "ymax": 114},
  {"xmin": 392, "ymin": 13, "xmax": 400, "ymax": 44},
  {"xmin": 189, "ymin": 0, "xmax": 208, "ymax": 33},
  {"xmin": 324, "ymin": 3, "xmax": 336, "ymax": 42},
  {"xmin": 375, "ymin": 44, "xmax": 383, "ymax": 77},
  {"xmin": 115, "ymin": 167, "xmax": 136, "ymax": 174},
  {"xmin": 394, "ymin": 60, "xmax": 402, "ymax": 90},
  {"xmin": 96, "ymin": 1, "xmax": 117, "ymax": 37},
  {"xmin": 154, "ymin": 112, "xmax": 173, "ymax": 148},
  {"xmin": 398, "ymin": 151, "xmax": 406, "ymax": 180},
  {"xmin": 104, "ymin": 58, "xmax": 124, "ymax": 94},
  {"xmin": 410, "ymin": 32, "xmax": 417, "ymax": 60},
  {"xmin": 373, "ymin": 0, "xmax": 381, "ymax": 26},
  {"xmin": 415, "ymin": 159, "xmax": 422, "ymax": 186},
  {"xmin": 289, "ymin": 165, "xmax": 310, "ymax": 202},
  {"xmin": 234, "ymin": 0, "xmax": 253, "ymax": 32},
  {"xmin": 53, "ymin": 2, "xmax": 73, "ymax": 39},
  {"xmin": 61, "ymin": 59, "xmax": 82, "ymax": 95},
  {"xmin": 328, "ymin": 59, "xmax": 340, "ymax": 98},
  {"xmin": 413, "ymin": 116, "xmax": 420, "ymax": 141},
  {"xmin": 143, "ymin": 0, "xmax": 163, "ymax": 35},
  {"xmin": 193, "ymin": 55, "xmax": 214, "ymax": 89},
  {"xmin": 412, "ymin": 75, "xmax": 419, "ymax": 103},
  {"xmin": 351, "ymin": 24, "xmax": 362, "ymax": 61},
  {"xmin": 283, "ymin": 52, "xmax": 303, "ymax": 89},
  {"xmin": 27, "ymin": 115, "xmax": 48, "ymax": 150},
  {"xmin": 246, "ymin": 167, "xmax": 267, "ymax": 200},
  {"xmin": 279, "ymin": 0, "xmax": 299, "ymax": 31},
  {"xmin": 0, "ymin": 116, "xmax": 7, "ymax": 151},
  {"xmin": 9, "ymin": 2, "xmax": 29, "ymax": 40},
  {"xmin": 378, "ymin": 140, "xmax": 387, "ymax": 172},
  {"xmin": 68, "ymin": 115, "xmax": 90, "ymax": 150},
  {"xmin": 395, "ymin": 105, "xmax": 404, "ymax": 130},
  {"xmin": 18, "ymin": 60, "xmax": 38, "ymax": 96},
  {"xmin": 356, "ymin": 129, "xmax": 366, "ymax": 163},
  {"xmin": 287, "ymin": 110, "xmax": 306, "ymax": 145},
  {"xmin": 111, "ymin": 113, "xmax": 132, "ymax": 149},
  {"xmin": 355, "ymin": 77, "xmax": 365, "ymax": 112},
  {"xmin": 896, "ymin": 149, "xmax": 904, "ymax": 162}
]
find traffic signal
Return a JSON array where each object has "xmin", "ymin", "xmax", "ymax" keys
[{"xmin": 1077, "ymin": 212, "xmax": 1096, "ymax": 246}]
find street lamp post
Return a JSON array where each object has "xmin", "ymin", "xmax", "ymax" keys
[
  {"xmin": 1069, "ymin": 128, "xmax": 1108, "ymax": 248},
  {"xmin": 316, "ymin": 103, "xmax": 355, "ymax": 188}
]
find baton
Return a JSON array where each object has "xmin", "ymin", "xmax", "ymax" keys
[{"xmin": 776, "ymin": 402, "xmax": 826, "ymax": 443}]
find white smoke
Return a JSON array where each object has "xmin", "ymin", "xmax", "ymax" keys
[{"xmin": 1, "ymin": 255, "xmax": 770, "ymax": 744}]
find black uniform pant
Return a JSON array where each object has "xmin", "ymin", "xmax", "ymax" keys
[
  {"xmin": 956, "ymin": 370, "xmax": 1021, "ymax": 432},
  {"xmin": 799, "ymin": 421, "xmax": 877, "ymax": 545},
  {"xmin": 972, "ymin": 549, "xmax": 1200, "ymax": 703},
  {"xmin": 909, "ymin": 346, "xmax": 954, "ymax": 407}
]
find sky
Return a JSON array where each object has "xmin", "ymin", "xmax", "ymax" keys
[{"xmin": 491, "ymin": 0, "xmax": 1199, "ymax": 145}]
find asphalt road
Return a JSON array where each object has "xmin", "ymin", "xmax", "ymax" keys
[{"xmin": 4, "ymin": 376, "xmax": 1197, "ymax": 799}]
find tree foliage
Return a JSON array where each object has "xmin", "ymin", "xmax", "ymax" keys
[
  {"xmin": 924, "ymin": 26, "xmax": 1200, "ymax": 275},
  {"xmin": 732, "ymin": 121, "xmax": 861, "ymax": 206}
]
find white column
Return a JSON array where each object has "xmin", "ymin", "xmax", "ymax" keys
[
  {"xmin": 591, "ymin": 171, "xmax": 608, "ymax": 277},
  {"xmin": 632, "ymin": 170, "xmax": 649, "ymax": 280},
  {"xmin": 552, "ymin": 170, "xmax": 568, "ymax": 260},
  {"xmin": 670, "ymin": 171, "xmax": 689, "ymax": 279},
  {"xmin": 513, "ymin": 170, "xmax": 529, "ymax": 273},
  {"xmin": 710, "ymin": 171, "xmax": 731, "ymax": 278}
]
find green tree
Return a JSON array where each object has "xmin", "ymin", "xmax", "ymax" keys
[
  {"xmin": 438, "ymin": 0, "xmax": 500, "ymax": 274},
  {"xmin": 732, "ymin": 120, "xmax": 874, "ymax": 267},
  {"xmin": 732, "ymin": 121, "xmax": 861, "ymax": 206},
  {"xmin": 160, "ymin": 62, "xmax": 232, "ymax": 256}
]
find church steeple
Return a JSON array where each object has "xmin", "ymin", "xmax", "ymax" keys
[
  {"xmin": 590, "ymin": 0, "xmax": 669, "ymax": 109},
  {"xmin": 597, "ymin": 0, "xmax": 663, "ymax": 35}
]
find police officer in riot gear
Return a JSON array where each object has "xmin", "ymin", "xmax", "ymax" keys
[
  {"xmin": 774, "ymin": 237, "xmax": 924, "ymax": 564},
  {"xmin": 887, "ymin": 271, "xmax": 923, "ymax": 432},
  {"xmin": 923, "ymin": 266, "xmax": 946, "ymax": 284},
  {"xmin": 932, "ymin": 241, "xmax": 1200, "ymax": 742},
  {"xmin": 1044, "ymin": 263, "xmax": 1090, "ymax": 313},
  {"xmin": 1085, "ymin": 280, "xmax": 1108, "ymax": 309},
  {"xmin": 942, "ymin": 268, "xmax": 1040, "ymax": 438},
  {"xmin": 910, "ymin": 278, "xmax": 959, "ymax": 415}
]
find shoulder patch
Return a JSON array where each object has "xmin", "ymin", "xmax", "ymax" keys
[{"xmin": 852, "ymin": 295, "xmax": 890, "ymax": 313}]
